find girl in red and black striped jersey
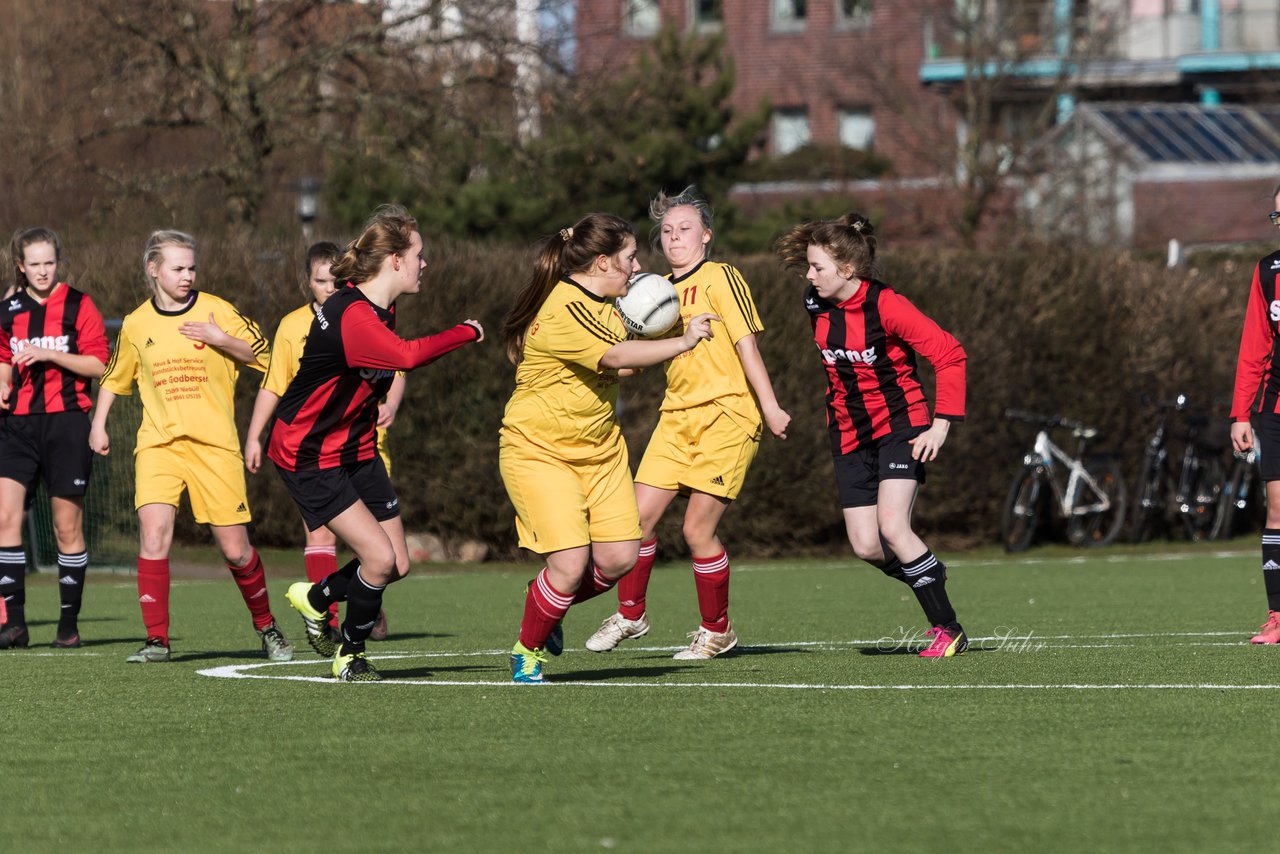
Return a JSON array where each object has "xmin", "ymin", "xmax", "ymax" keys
[
  {"xmin": 777, "ymin": 213, "xmax": 970, "ymax": 658},
  {"xmin": 0, "ymin": 228, "xmax": 109, "ymax": 650},
  {"xmin": 274, "ymin": 206, "xmax": 482, "ymax": 682},
  {"xmin": 1229, "ymin": 182, "xmax": 1280, "ymax": 644}
]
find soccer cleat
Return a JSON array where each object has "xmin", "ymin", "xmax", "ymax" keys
[
  {"xmin": 257, "ymin": 622, "xmax": 295, "ymax": 661},
  {"xmin": 1250, "ymin": 611, "xmax": 1280, "ymax": 644},
  {"xmin": 672, "ymin": 623, "xmax": 737, "ymax": 660},
  {"xmin": 51, "ymin": 632, "xmax": 82, "ymax": 649},
  {"xmin": 510, "ymin": 641, "xmax": 547, "ymax": 684},
  {"xmin": 545, "ymin": 621, "xmax": 565, "ymax": 657},
  {"xmin": 370, "ymin": 609, "xmax": 389, "ymax": 641},
  {"xmin": 585, "ymin": 612, "xmax": 651, "ymax": 652},
  {"xmin": 286, "ymin": 581, "xmax": 336, "ymax": 657},
  {"xmin": 125, "ymin": 638, "xmax": 171, "ymax": 663},
  {"xmin": 0, "ymin": 623, "xmax": 29, "ymax": 649},
  {"xmin": 333, "ymin": 649, "xmax": 382, "ymax": 682},
  {"xmin": 919, "ymin": 624, "xmax": 969, "ymax": 658}
]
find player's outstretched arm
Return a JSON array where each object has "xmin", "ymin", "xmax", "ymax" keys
[
  {"xmin": 600, "ymin": 313, "xmax": 717, "ymax": 370},
  {"xmin": 735, "ymin": 333, "xmax": 790, "ymax": 440}
]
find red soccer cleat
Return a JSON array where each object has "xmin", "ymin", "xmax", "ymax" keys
[
  {"xmin": 1250, "ymin": 611, "xmax": 1280, "ymax": 644},
  {"xmin": 919, "ymin": 624, "xmax": 968, "ymax": 658}
]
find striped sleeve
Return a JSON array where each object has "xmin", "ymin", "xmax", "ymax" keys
[
  {"xmin": 546, "ymin": 300, "xmax": 624, "ymax": 372},
  {"xmin": 1231, "ymin": 259, "xmax": 1275, "ymax": 421},
  {"xmin": 100, "ymin": 320, "xmax": 138, "ymax": 396},
  {"xmin": 216, "ymin": 297, "xmax": 271, "ymax": 373},
  {"xmin": 714, "ymin": 264, "xmax": 764, "ymax": 345}
]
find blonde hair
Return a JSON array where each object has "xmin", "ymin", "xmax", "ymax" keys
[{"xmin": 143, "ymin": 230, "xmax": 197, "ymax": 291}]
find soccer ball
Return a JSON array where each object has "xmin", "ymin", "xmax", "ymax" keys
[{"xmin": 616, "ymin": 273, "xmax": 680, "ymax": 338}]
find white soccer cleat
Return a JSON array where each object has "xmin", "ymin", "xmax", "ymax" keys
[
  {"xmin": 672, "ymin": 623, "xmax": 738, "ymax": 660},
  {"xmin": 584, "ymin": 612, "xmax": 650, "ymax": 652}
]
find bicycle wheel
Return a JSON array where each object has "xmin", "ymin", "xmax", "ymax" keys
[
  {"xmin": 1071, "ymin": 458, "xmax": 1126, "ymax": 548},
  {"xmin": 1209, "ymin": 462, "xmax": 1243, "ymax": 541},
  {"xmin": 1000, "ymin": 464, "xmax": 1042, "ymax": 552},
  {"xmin": 1128, "ymin": 457, "xmax": 1166, "ymax": 544},
  {"xmin": 1181, "ymin": 455, "xmax": 1225, "ymax": 542}
]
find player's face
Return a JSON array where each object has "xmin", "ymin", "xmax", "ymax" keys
[
  {"xmin": 1273, "ymin": 192, "xmax": 1280, "ymax": 230},
  {"xmin": 806, "ymin": 244, "xmax": 858, "ymax": 303},
  {"xmin": 603, "ymin": 236, "xmax": 640, "ymax": 298},
  {"xmin": 149, "ymin": 246, "xmax": 196, "ymax": 307},
  {"xmin": 18, "ymin": 241, "xmax": 58, "ymax": 294},
  {"xmin": 308, "ymin": 261, "xmax": 336, "ymax": 305},
  {"xmin": 660, "ymin": 206, "xmax": 710, "ymax": 272},
  {"xmin": 395, "ymin": 231, "xmax": 426, "ymax": 296}
]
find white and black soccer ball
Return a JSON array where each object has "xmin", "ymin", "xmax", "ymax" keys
[{"xmin": 616, "ymin": 273, "xmax": 680, "ymax": 338}]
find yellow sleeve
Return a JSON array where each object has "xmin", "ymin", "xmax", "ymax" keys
[
  {"xmin": 709, "ymin": 265, "xmax": 764, "ymax": 346},
  {"xmin": 100, "ymin": 320, "xmax": 139, "ymax": 396},
  {"xmin": 538, "ymin": 299, "xmax": 624, "ymax": 372},
  {"xmin": 215, "ymin": 298, "xmax": 271, "ymax": 373},
  {"xmin": 260, "ymin": 317, "xmax": 299, "ymax": 395}
]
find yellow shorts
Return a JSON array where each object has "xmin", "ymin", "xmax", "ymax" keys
[
  {"xmin": 635, "ymin": 404, "xmax": 761, "ymax": 500},
  {"xmin": 135, "ymin": 440, "xmax": 252, "ymax": 526},
  {"xmin": 376, "ymin": 427, "xmax": 392, "ymax": 478},
  {"xmin": 499, "ymin": 439, "xmax": 641, "ymax": 555}
]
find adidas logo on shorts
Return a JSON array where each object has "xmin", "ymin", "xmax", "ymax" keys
[
  {"xmin": 710, "ymin": 475, "xmax": 724, "ymax": 486},
  {"xmin": 236, "ymin": 502, "xmax": 247, "ymax": 513}
]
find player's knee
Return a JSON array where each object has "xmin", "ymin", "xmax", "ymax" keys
[
  {"xmin": 596, "ymin": 551, "xmax": 637, "ymax": 581},
  {"xmin": 846, "ymin": 532, "xmax": 883, "ymax": 563}
]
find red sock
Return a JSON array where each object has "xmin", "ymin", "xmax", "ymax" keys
[
  {"xmin": 518, "ymin": 568, "xmax": 573, "ymax": 650},
  {"xmin": 136, "ymin": 557, "xmax": 171, "ymax": 645},
  {"xmin": 693, "ymin": 550, "xmax": 730, "ymax": 633},
  {"xmin": 304, "ymin": 545, "xmax": 341, "ymax": 627},
  {"xmin": 617, "ymin": 538, "xmax": 657, "ymax": 620},
  {"xmin": 572, "ymin": 564, "xmax": 616, "ymax": 604},
  {"xmin": 228, "ymin": 549, "xmax": 273, "ymax": 631}
]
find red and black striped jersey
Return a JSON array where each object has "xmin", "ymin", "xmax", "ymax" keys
[
  {"xmin": 805, "ymin": 279, "xmax": 966, "ymax": 455},
  {"xmin": 1231, "ymin": 249, "xmax": 1280, "ymax": 421},
  {"xmin": 267, "ymin": 285, "xmax": 479, "ymax": 472},
  {"xmin": 0, "ymin": 283, "xmax": 109, "ymax": 415}
]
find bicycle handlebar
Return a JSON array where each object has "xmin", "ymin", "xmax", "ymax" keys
[{"xmin": 1003, "ymin": 409, "xmax": 1095, "ymax": 437}]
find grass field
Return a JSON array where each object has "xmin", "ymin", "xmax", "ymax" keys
[{"xmin": 2, "ymin": 543, "xmax": 1276, "ymax": 853}]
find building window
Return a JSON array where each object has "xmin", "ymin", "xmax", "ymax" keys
[
  {"xmin": 771, "ymin": 0, "xmax": 806, "ymax": 31},
  {"xmin": 624, "ymin": 0, "xmax": 660, "ymax": 37},
  {"xmin": 691, "ymin": 0, "xmax": 723, "ymax": 31},
  {"xmin": 772, "ymin": 108, "xmax": 811, "ymax": 156},
  {"xmin": 838, "ymin": 107, "xmax": 874, "ymax": 151},
  {"xmin": 835, "ymin": 0, "xmax": 871, "ymax": 26}
]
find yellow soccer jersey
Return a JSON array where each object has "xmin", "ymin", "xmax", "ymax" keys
[
  {"xmin": 101, "ymin": 291, "xmax": 269, "ymax": 454},
  {"xmin": 662, "ymin": 260, "xmax": 764, "ymax": 426},
  {"xmin": 500, "ymin": 279, "xmax": 626, "ymax": 462},
  {"xmin": 260, "ymin": 302, "xmax": 315, "ymax": 396}
]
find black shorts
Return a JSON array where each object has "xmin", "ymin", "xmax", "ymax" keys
[
  {"xmin": 275, "ymin": 456, "xmax": 400, "ymax": 531},
  {"xmin": 0, "ymin": 411, "xmax": 93, "ymax": 503},
  {"xmin": 833, "ymin": 425, "xmax": 928, "ymax": 508},
  {"xmin": 1253, "ymin": 413, "xmax": 1280, "ymax": 481}
]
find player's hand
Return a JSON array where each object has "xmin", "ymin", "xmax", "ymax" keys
[
  {"xmin": 12, "ymin": 346, "xmax": 52, "ymax": 367},
  {"xmin": 463, "ymin": 319, "xmax": 484, "ymax": 342},
  {"xmin": 180, "ymin": 313, "xmax": 231, "ymax": 348},
  {"xmin": 244, "ymin": 439, "xmax": 262, "ymax": 473},
  {"xmin": 376, "ymin": 401, "xmax": 399, "ymax": 429},
  {"xmin": 89, "ymin": 424, "xmax": 110, "ymax": 456},
  {"xmin": 909, "ymin": 420, "xmax": 951, "ymax": 462},
  {"xmin": 0, "ymin": 381, "xmax": 10, "ymax": 410},
  {"xmin": 682, "ymin": 313, "xmax": 718, "ymax": 350},
  {"xmin": 764, "ymin": 405, "xmax": 791, "ymax": 440},
  {"xmin": 1231, "ymin": 421, "xmax": 1254, "ymax": 454}
]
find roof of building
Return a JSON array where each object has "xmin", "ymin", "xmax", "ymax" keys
[{"xmin": 1086, "ymin": 104, "xmax": 1280, "ymax": 166}]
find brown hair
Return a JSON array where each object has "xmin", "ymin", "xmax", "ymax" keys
[
  {"xmin": 501, "ymin": 213, "xmax": 636, "ymax": 364},
  {"xmin": 10, "ymin": 227, "xmax": 63, "ymax": 292},
  {"xmin": 303, "ymin": 240, "xmax": 342, "ymax": 295},
  {"xmin": 775, "ymin": 213, "xmax": 877, "ymax": 278},
  {"xmin": 331, "ymin": 205, "xmax": 417, "ymax": 285}
]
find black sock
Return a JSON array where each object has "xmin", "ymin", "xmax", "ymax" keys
[
  {"xmin": 0, "ymin": 546, "xmax": 27, "ymax": 626},
  {"xmin": 874, "ymin": 535, "xmax": 908, "ymax": 584},
  {"xmin": 1262, "ymin": 529, "xmax": 1280, "ymax": 612},
  {"xmin": 902, "ymin": 549, "xmax": 957, "ymax": 627},
  {"xmin": 340, "ymin": 570, "xmax": 386, "ymax": 655},
  {"xmin": 56, "ymin": 550, "xmax": 88, "ymax": 634},
  {"xmin": 309, "ymin": 558, "xmax": 360, "ymax": 612}
]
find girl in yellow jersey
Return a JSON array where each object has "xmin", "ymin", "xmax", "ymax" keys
[
  {"xmin": 89, "ymin": 230, "xmax": 293, "ymax": 665},
  {"xmin": 586, "ymin": 188, "xmax": 791, "ymax": 659},
  {"xmin": 501, "ymin": 212, "xmax": 716, "ymax": 683},
  {"xmin": 244, "ymin": 242, "xmax": 400, "ymax": 642}
]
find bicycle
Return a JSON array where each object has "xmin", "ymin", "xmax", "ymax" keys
[
  {"xmin": 1211, "ymin": 448, "xmax": 1260, "ymax": 541},
  {"xmin": 1129, "ymin": 395, "xmax": 1229, "ymax": 543},
  {"xmin": 999, "ymin": 410, "xmax": 1127, "ymax": 552}
]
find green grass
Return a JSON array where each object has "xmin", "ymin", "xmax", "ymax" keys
[{"xmin": 1, "ymin": 543, "xmax": 1275, "ymax": 853}]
